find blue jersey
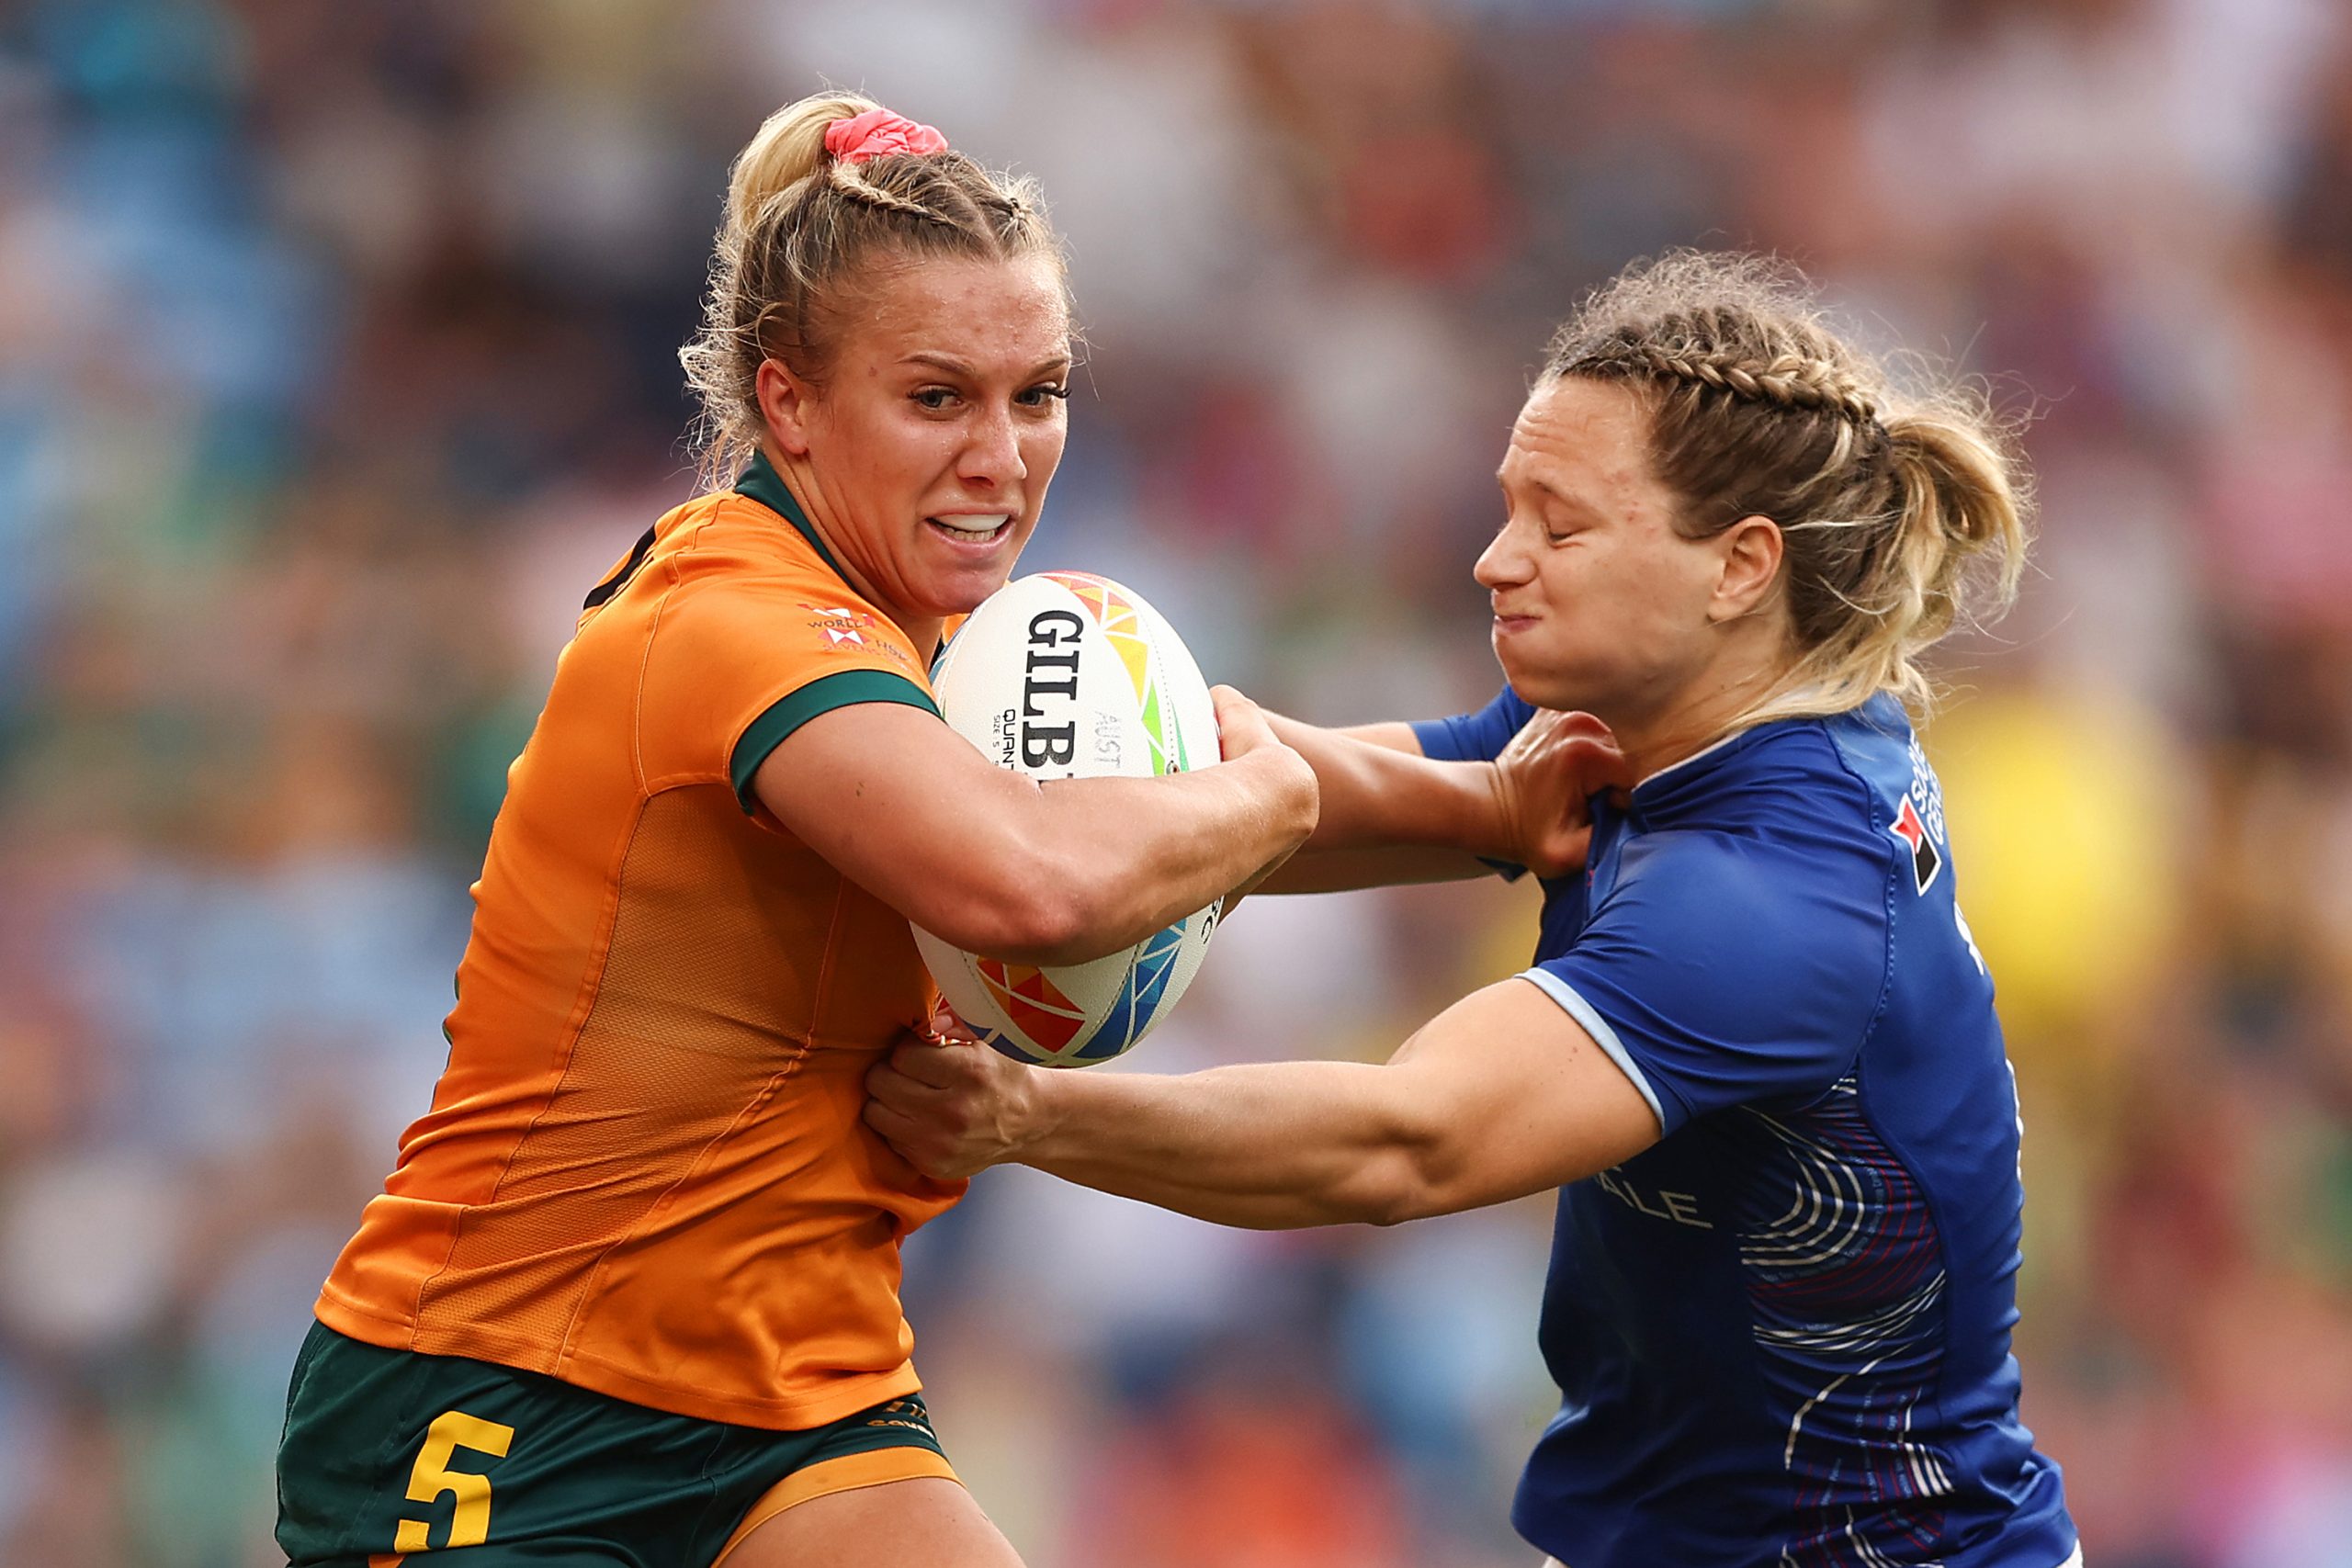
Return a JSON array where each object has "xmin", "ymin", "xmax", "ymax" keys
[{"xmin": 1414, "ymin": 689, "xmax": 2075, "ymax": 1568}]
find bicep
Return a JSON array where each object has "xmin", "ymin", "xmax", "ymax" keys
[
  {"xmin": 752, "ymin": 701, "xmax": 1046, "ymax": 944},
  {"xmin": 1255, "ymin": 714, "xmax": 1494, "ymax": 892},
  {"xmin": 1537, "ymin": 833, "xmax": 1887, "ymax": 1124},
  {"xmin": 1381, "ymin": 978, "xmax": 1662, "ymax": 1219},
  {"xmin": 1333, "ymin": 720, "xmax": 1424, "ymax": 755},
  {"xmin": 1260, "ymin": 708, "xmax": 1474, "ymax": 892},
  {"xmin": 1267, "ymin": 716, "xmax": 1424, "ymax": 757}
]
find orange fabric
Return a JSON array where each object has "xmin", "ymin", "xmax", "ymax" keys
[
  {"xmin": 317, "ymin": 485, "xmax": 967, "ymax": 1430},
  {"xmin": 710, "ymin": 1448, "xmax": 964, "ymax": 1565}
]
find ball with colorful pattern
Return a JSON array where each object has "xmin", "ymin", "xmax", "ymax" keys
[{"xmin": 911, "ymin": 571, "xmax": 1224, "ymax": 1066}]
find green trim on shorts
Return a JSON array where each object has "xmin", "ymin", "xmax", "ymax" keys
[
  {"xmin": 729, "ymin": 669, "xmax": 940, "ymax": 814},
  {"xmin": 276, "ymin": 1322, "xmax": 946, "ymax": 1568}
]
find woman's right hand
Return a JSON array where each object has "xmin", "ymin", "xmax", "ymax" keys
[
  {"xmin": 1491, "ymin": 709, "xmax": 1632, "ymax": 879},
  {"xmin": 865, "ymin": 1005, "xmax": 1046, "ymax": 1181}
]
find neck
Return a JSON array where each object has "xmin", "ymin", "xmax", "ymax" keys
[
  {"xmin": 762, "ymin": 442, "xmax": 946, "ymax": 660},
  {"xmin": 1608, "ymin": 657, "xmax": 1794, "ymax": 786}
]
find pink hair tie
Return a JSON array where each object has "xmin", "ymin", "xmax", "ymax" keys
[{"xmin": 824, "ymin": 108, "xmax": 950, "ymax": 165}]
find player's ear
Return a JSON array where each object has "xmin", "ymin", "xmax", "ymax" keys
[
  {"xmin": 1707, "ymin": 513, "xmax": 1782, "ymax": 623},
  {"xmin": 756, "ymin": 358, "xmax": 819, "ymax": 457}
]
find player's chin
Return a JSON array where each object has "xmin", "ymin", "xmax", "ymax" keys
[
  {"xmin": 927, "ymin": 563, "xmax": 1020, "ymax": 617},
  {"xmin": 917, "ymin": 529, "xmax": 1029, "ymax": 611},
  {"xmin": 1490, "ymin": 633, "xmax": 1584, "ymax": 711}
]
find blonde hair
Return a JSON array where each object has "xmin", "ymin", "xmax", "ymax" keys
[
  {"xmin": 1544, "ymin": 251, "xmax": 2031, "ymax": 724},
  {"xmin": 679, "ymin": 91, "xmax": 1064, "ymax": 484}
]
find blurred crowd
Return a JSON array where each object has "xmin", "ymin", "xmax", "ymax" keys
[{"xmin": 2, "ymin": 0, "xmax": 2348, "ymax": 1562}]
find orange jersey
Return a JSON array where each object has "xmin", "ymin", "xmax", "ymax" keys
[{"xmin": 318, "ymin": 455, "xmax": 966, "ymax": 1430}]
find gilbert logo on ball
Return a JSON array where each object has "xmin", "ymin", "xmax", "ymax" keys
[{"xmin": 913, "ymin": 571, "xmax": 1223, "ymax": 1067}]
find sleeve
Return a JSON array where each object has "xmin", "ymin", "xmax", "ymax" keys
[
  {"xmin": 1520, "ymin": 829, "xmax": 1890, "ymax": 1135},
  {"xmin": 635, "ymin": 566, "xmax": 940, "ymax": 812},
  {"xmin": 1411, "ymin": 684, "xmax": 1536, "ymax": 762}
]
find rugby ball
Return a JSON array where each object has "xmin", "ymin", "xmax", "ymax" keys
[{"xmin": 913, "ymin": 571, "xmax": 1223, "ymax": 1067}]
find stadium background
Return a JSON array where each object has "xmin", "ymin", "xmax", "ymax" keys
[{"xmin": 3, "ymin": 0, "xmax": 2348, "ymax": 1562}]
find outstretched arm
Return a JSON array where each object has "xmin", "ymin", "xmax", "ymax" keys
[
  {"xmin": 864, "ymin": 979, "xmax": 1661, "ymax": 1229},
  {"xmin": 1254, "ymin": 709, "xmax": 1628, "ymax": 893},
  {"xmin": 758, "ymin": 684, "xmax": 1317, "ymax": 967}
]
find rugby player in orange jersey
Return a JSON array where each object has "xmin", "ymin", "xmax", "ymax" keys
[{"xmin": 275, "ymin": 93, "xmax": 1586, "ymax": 1568}]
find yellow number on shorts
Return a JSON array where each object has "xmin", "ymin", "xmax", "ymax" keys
[{"xmin": 394, "ymin": 1409, "xmax": 515, "ymax": 1552}]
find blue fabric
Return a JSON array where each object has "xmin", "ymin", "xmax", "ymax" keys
[
  {"xmin": 1409, "ymin": 683, "xmax": 1535, "ymax": 767},
  {"xmin": 1414, "ymin": 689, "xmax": 2077, "ymax": 1568}
]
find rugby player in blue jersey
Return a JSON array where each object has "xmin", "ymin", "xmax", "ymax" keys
[{"xmin": 866, "ymin": 250, "xmax": 2079, "ymax": 1568}]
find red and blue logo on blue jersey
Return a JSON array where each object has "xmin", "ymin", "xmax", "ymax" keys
[{"xmin": 1890, "ymin": 795, "xmax": 1942, "ymax": 895}]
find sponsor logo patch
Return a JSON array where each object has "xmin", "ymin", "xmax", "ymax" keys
[
  {"xmin": 799, "ymin": 604, "xmax": 912, "ymax": 666},
  {"xmin": 861, "ymin": 1397, "xmax": 937, "ymax": 1438},
  {"xmin": 800, "ymin": 603, "xmax": 876, "ymax": 643},
  {"xmin": 1893, "ymin": 734, "xmax": 1951, "ymax": 896},
  {"xmin": 1890, "ymin": 794, "xmax": 1943, "ymax": 895}
]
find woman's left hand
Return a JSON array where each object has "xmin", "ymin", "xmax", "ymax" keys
[
  {"xmin": 1493, "ymin": 709, "xmax": 1632, "ymax": 878},
  {"xmin": 865, "ymin": 1006, "xmax": 1043, "ymax": 1179}
]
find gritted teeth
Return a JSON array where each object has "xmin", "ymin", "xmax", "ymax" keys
[{"xmin": 929, "ymin": 513, "xmax": 1012, "ymax": 542}]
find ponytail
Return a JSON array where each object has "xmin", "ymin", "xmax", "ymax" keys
[
  {"xmin": 680, "ymin": 91, "xmax": 1064, "ymax": 487},
  {"xmin": 722, "ymin": 91, "xmax": 880, "ymax": 238},
  {"xmin": 1546, "ymin": 251, "xmax": 2032, "ymax": 723}
]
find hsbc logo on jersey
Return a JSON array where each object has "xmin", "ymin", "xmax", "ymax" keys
[
  {"xmin": 1891, "ymin": 795, "xmax": 1943, "ymax": 895},
  {"xmin": 801, "ymin": 604, "xmax": 874, "ymax": 644},
  {"xmin": 799, "ymin": 604, "xmax": 910, "ymax": 666}
]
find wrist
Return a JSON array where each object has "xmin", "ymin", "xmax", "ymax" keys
[
  {"xmin": 1278, "ymin": 746, "xmax": 1321, "ymax": 837},
  {"xmin": 1472, "ymin": 760, "xmax": 1522, "ymax": 863},
  {"xmin": 1007, "ymin": 1063, "xmax": 1069, "ymax": 1167},
  {"xmin": 1234, "ymin": 745, "xmax": 1317, "ymax": 837}
]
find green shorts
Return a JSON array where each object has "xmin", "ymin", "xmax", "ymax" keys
[{"xmin": 276, "ymin": 1321, "xmax": 956, "ymax": 1568}]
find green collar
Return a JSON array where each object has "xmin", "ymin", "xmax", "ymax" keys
[{"xmin": 735, "ymin": 451, "xmax": 848, "ymax": 581}]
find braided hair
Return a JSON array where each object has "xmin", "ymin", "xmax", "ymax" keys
[
  {"xmin": 679, "ymin": 92, "xmax": 1065, "ymax": 485},
  {"xmin": 1600, "ymin": 342, "xmax": 1883, "ymax": 425},
  {"xmin": 1545, "ymin": 252, "xmax": 2030, "ymax": 723}
]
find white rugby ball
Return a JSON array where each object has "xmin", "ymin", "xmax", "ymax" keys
[{"xmin": 913, "ymin": 571, "xmax": 1224, "ymax": 1067}]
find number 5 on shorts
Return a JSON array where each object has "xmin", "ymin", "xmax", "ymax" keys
[{"xmin": 394, "ymin": 1410, "xmax": 516, "ymax": 1551}]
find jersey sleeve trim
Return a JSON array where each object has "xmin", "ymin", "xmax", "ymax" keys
[
  {"xmin": 730, "ymin": 668, "xmax": 941, "ymax": 814},
  {"xmin": 1408, "ymin": 716, "xmax": 1459, "ymax": 759},
  {"xmin": 1410, "ymin": 686, "xmax": 1535, "ymax": 764},
  {"xmin": 1515, "ymin": 967, "xmax": 1666, "ymax": 1132}
]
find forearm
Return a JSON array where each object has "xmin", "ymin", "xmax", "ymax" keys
[
  {"xmin": 867, "ymin": 984, "xmax": 1662, "ymax": 1226},
  {"xmin": 1269, "ymin": 715, "xmax": 1517, "ymax": 863},
  {"xmin": 1027, "ymin": 752, "xmax": 1312, "ymax": 962},
  {"xmin": 1012, "ymin": 1060, "xmax": 1427, "ymax": 1229}
]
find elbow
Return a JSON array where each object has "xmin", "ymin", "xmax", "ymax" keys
[
  {"xmin": 986, "ymin": 845, "xmax": 1143, "ymax": 965},
  {"xmin": 1336, "ymin": 1141, "xmax": 1453, "ymax": 1228},
  {"xmin": 988, "ymin": 892, "xmax": 1101, "ymax": 967},
  {"xmin": 933, "ymin": 866, "xmax": 1111, "ymax": 968},
  {"xmin": 1360, "ymin": 1179, "xmax": 1442, "ymax": 1229}
]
